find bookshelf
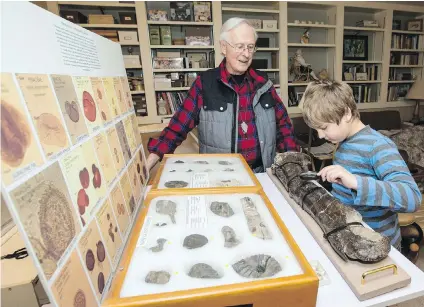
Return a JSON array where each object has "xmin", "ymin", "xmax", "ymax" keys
[{"xmin": 46, "ymin": 1, "xmax": 424, "ymax": 126}]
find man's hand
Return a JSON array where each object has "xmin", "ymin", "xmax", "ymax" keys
[
  {"xmin": 146, "ymin": 153, "xmax": 160, "ymax": 171},
  {"xmin": 317, "ymin": 165, "xmax": 358, "ymax": 190}
]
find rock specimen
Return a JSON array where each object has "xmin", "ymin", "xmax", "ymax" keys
[
  {"xmin": 188, "ymin": 263, "xmax": 221, "ymax": 279},
  {"xmin": 96, "ymin": 241, "xmax": 105, "ymax": 262},
  {"xmin": 149, "ymin": 238, "xmax": 167, "ymax": 253},
  {"xmin": 155, "ymin": 222, "xmax": 167, "ymax": 227},
  {"xmin": 232, "ymin": 254, "xmax": 282, "ymax": 278},
  {"xmin": 271, "ymin": 152, "xmax": 391, "ymax": 263},
  {"xmin": 174, "ymin": 160, "xmax": 184, "ymax": 164},
  {"xmin": 241, "ymin": 197, "xmax": 272, "ymax": 240},
  {"xmin": 156, "ymin": 200, "xmax": 176, "ymax": 224},
  {"xmin": 218, "ymin": 161, "xmax": 232, "ymax": 165},
  {"xmin": 194, "ymin": 160, "xmax": 208, "ymax": 164},
  {"xmin": 164, "ymin": 180, "xmax": 189, "ymax": 188},
  {"xmin": 183, "ymin": 234, "xmax": 208, "ymax": 249},
  {"xmin": 223, "ymin": 168, "xmax": 235, "ymax": 172},
  {"xmin": 210, "ymin": 201, "xmax": 234, "ymax": 217},
  {"xmin": 216, "ymin": 179, "xmax": 241, "ymax": 187},
  {"xmin": 98, "ymin": 272, "xmax": 105, "ymax": 294},
  {"xmin": 221, "ymin": 226, "xmax": 240, "ymax": 248},
  {"xmin": 145, "ymin": 271, "xmax": 171, "ymax": 284},
  {"xmin": 86, "ymin": 249, "xmax": 95, "ymax": 271}
]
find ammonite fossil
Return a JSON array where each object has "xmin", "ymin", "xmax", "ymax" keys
[
  {"xmin": 35, "ymin": 113, "xmax": 67, "ymax": 147},
  {"xmin": 73, "ymin": 289, "xmax": 86, "ymax": 307},
  {"xmin": 65, "ymin": 101, "xmax": 80, "ymax": 123},
  {"xmin": 232, "ymin": 254, "xmax": 282, "ymax": 278},
  {"xmin": 82, "ymin": 91, "xmax": 96, "ymax": 122},
  {"xmin": 97, "ymin": 241, "xmax": 105, "ymax": 262},
  {"xmin": 37, "ymin": 182, "xmax": 76, "ymax": 262},
  {"xmin": 86, "ymin": 249, "xmax": 95, "ymax": 271},
  {"xmin": 98, "ymin": 272, "xmax": 105, "ymax": 294},
  {"xmin": 1, "ymin": 100, "xmax": 32, "ymax": 167}
]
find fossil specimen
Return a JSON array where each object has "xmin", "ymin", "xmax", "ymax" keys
[
  {"xmin": 210, "ymin": 201, "xmax": 234, "ymax": 217},
  {"xmin": 156, "ymin": 200, "xmax": 176, "ymax": 223},
  {"xmin": 194, "ymin": 160, "xmax": 208, "ymax": 164},
  {"xmin": 149, "ymin": 238, "xmax": 167, "ymax": 252},
  {"xmin": 86, "ymin": 249, "xmax": 95, "ymax": 271},
  {"xmin": 35, "ymin": 113, "xmax": 67, "ymax": 147},
  {"xmin": 241, "ymin": 197, "xmax": 272, "ymax": 240},
  {"xmin": 271, "ymin": 152, "xmax": 391, "ymax": 263},
  {"xmin": 186, "ymin": 169, "xmax": 193, "ymax": 172},
  {"xmin": 98, "ymin": 272, "xmax": 105, "ymax": 294},
  {"xmin": 222, "ymin": 226, "xmax": 240, "ymax": 248},
  {"xmin": 155, "ymin": 222, "xmax": 167, "ymax": 227},
  {"xmin": 232, "ymin": 254, "xmax": 282, "ymax": 278},
  {"xmin": 77, "ymin": 189, "xmax": 89, "ymax": 215},
  {"xmin": 218, "ymin": 161, "xmax": 232, "ymax": 165},
  {"xmin": 1, "ymin": 100, "xmax": 32, "ymax": 167},
  {"xmin": 188, "ymin": 263, "xmax": 221, "ymax": 279},
  {"xmin": 183, "ymin": 234, "xmax": 208, "ymax": 249},
  {"xmin": 145, "ymin": 271, "xmax": 170, "ymax": 284},
  {"xmin": 129, "ymin": 196, "xmax": 135, "ymax": 214},
  {"xmin": 174, "ymin": 160, "xmax": 184, "ymax": 164},
  {"xmin": 97, "ymin": 241, "xmax": 105, "ymax": 262},
  {"xmin": 216, "ymin": 179, "xmax": 241, "ymax": 187},
  {"xmin": 223, "ymin": 168, "xmax": 235, "ymax": 172},
  {"xmin": 92, "ymin": 164, "xmax": 101, "ymax": 188},
  {"xmin": 30, "ymin": 182, "xmax": 76, "ymax": 277},
  {"xmin": 169, "ymin": 169, "xmax": 176, "ymax": 173},
  {"xmin": 164, "ymin": 180, "xmax": 188, "ymax": 188},
  {"xmin": 74, "ymin": 289, "xmax": 86, "ymax": 307},
  {"xmin": 83, "ymin": 91, "xmax": 96, "ymax": 122},
  {"xmin": 65, "ymin": 101, "xmax": 80, "ymax": 123}
]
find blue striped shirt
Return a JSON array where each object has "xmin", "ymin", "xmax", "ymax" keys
[{"xmin": 332, "ymin": 126, "xmax": 422, "ymax": 248}]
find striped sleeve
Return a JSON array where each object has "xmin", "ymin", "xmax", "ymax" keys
[{"xmin": 352, "ymin": 138, "xmax": 422, "ymax": 212}]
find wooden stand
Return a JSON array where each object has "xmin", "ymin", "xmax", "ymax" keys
[{"xmin": 266, "ymin": 169, "xmax": 411, "ymax": 301}]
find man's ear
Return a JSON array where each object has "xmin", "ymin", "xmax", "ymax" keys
[{"xmin": 220, "ymin": 40, "xmax": 227, "ymax": 57}]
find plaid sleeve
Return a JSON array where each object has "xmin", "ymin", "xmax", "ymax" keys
[
  {"xmin": 271, "ymin": 87, "xmax": 299, "ymax": 152},
  {"xmin": 147, "ymin": 76, "xmax": 202, "ymax": 159}
]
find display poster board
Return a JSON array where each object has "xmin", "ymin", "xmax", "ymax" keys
[{"xmin": 1, "ymin": 2, "xmax": 149, "ymax": 305}]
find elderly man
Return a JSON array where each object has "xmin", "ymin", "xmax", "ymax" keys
[{"xmin": 146, "ymin": 17, "xmax": 298, "ymax": 173}]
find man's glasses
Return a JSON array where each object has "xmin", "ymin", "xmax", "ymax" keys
[{"xmin": 226, "ymin": 42, "xmax": 257, "ymax": 53}]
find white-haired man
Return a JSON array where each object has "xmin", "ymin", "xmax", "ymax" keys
[{"xmin": 146, "ymin": 17, "xmax": 298, "ymax": 173}]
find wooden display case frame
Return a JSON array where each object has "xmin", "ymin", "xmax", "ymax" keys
[
  {"xmin": 149, "ymin": 153, "xmax": 263, "ymax": 195},
  {"xmin": 103, "ymin": 189, "xmax": 318, "ymax": 307}
]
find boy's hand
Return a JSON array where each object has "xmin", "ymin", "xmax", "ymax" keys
[{"xmin": 317, "ymin": 165, "xmax": 358, "ymax": 190}]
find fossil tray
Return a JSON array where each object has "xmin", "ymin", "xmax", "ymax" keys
[
  {"xmin": 150, "ymin": 154, "xmax": 262, "ymax": 194},
  {"xmin": 103, "ymin": 191, "xmax": 318, "ymax": 307}
]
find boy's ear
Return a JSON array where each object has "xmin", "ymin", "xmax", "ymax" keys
[{"xmin": 344, "ymin": 107, "xmax": 353, "ymax": 122}]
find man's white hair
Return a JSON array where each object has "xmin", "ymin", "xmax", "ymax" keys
[{"xmin": 220, "ymin": 17, "xmax": 258, "ymax": 42}]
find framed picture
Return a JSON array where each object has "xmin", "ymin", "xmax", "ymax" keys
[
  {"xmin": 407, "ymin": 19, "xmax": 423, "ymax": 32},
  {"xmin": 344, "ymin": 72, "xmax": 354, "ymax": 81},
  {"xmin": 185, "ymin": 51, "xmax": 208, "ymax": 68},
  {"xmin": 296, "ymin": 92, "xmax": 305, "ymax": 104},
  {"xmin": 351, "ymin": 85, "xmax": 362, "ymax": 103},
  {"xmin": 356, "ymin": 72, "xmax": 368, "ymax": 81},
  {"xmin": 343, "ymin": 35, "xmax": 368, "ymax": 61}
]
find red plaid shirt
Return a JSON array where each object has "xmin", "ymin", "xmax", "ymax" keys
[{"xmin": 148, "ymin": 60, "xmax": 298, "ymax": 165}]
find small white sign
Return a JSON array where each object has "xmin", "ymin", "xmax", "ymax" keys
[
  {"xmin": 137, "ymin": 216, "xmax": 152, "ymax": 247},
  {"xmin": 191, "ymin": 172, "xmax": 209, "ymax": 188},
  {"xmin": 186, "ymin": 196, "xmax": 208, "ymax": 228}
]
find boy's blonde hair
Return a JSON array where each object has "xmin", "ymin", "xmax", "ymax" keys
[{"xmin": 300, "ymin": 80, "xmax": 360, "ymax": 129}]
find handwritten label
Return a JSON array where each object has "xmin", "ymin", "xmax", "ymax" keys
[
  {"xmin": 12, "ymin": 162, "xmax": 37, "ymax": 180},
  {"xmin": 76, "ymin": 134, "xmax": 89, "ymax": 144},
  {"xmin": 186, "ymin": 196, "xmax": 207, "ymax": 228},
  {"xmin": 137, "ymin": 216, "xmax": 152, "ymax": 247},
  {"xmin": 190, "ymin": 172, "xmax": 209, "ymax": 188}
]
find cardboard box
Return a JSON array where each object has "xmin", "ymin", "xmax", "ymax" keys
[
  {"xmin": 263, "ymin": 20, "xmax": 278, "ymax": 30},
  {"xmin": 149, "ymin": 26, "xmax": 161, "ymax": 45},
  {"xmin": 88, "ymin": 14, "xmax": 114, "ymax": 24},
  {"xmin": 118, "ymin": 31, "xmax": 138, "ymax": 43}
]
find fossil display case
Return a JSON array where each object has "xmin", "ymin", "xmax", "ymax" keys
[
  {"xmin": 103, "ymin": 190, "xmax": 318, "ymax": 307},
  {"xmin": 150, "ymin": 154, "xmax": 262, "ymax": 194}
]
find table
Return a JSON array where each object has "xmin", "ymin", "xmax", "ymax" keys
[{"xmin": 256, "ymin": 173, "xmax": 424, "ymax": 307}]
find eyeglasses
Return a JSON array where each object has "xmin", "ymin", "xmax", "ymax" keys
[{"xmin": 226, "ymin": 41, "xmax": 257, "ymax": 53}]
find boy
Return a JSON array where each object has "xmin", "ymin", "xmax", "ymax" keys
[{"xmin": 300, "ymin": 80, "xmax": 422, "ymax": 250}]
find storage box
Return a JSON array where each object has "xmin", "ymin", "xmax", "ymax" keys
[
  {"xmin": 263, "ymin": 20, "xmax": 278, "ymax": 30},
  {"xmin": 60, "ymin": 10, "xmax": 87, "ymax": 23},
  {"xmin": 148, "ymin": 9, "xmax": 168, "ymax": 21},
  {"xmin": 123, "ymin": 55, "xmax": 141, "ymax": 68},
  {"xmin": 170, "ymin": 2, "xmax": 193, "ymax": 21},
  {"xmin": 248, "ymin": 19, "xmax": 262, "ymax": 29},
  {"xmin": 149, "ymin": 154, "xmax": 262, "ymax": 195},
  {"xmin": 118, "ymin": 31, "xmax": 138, "ymax": 43},
  {"xmin": 103, "ymin": 190, "xmax": 318, "ymax": 307},
  {"xmin": 88, "ymin": 14, "xmax": 114, "ymax": 24},
  {"xmin": 160, "ymin": 26, "xmax": 172, "ymax": 45},
  {"xmin": 149, "ymin": 26, "xmax": 161, "ymax": 45},
  {"xmin": 119, "ymin": 12, "xmax": 136, "ymax": 24},
  {"xmin": 193, "ymin": 1, "xmax": 211, "ymax": 22}
]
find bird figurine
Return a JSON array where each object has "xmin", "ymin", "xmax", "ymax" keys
[{"xmin": 318, "ymin": 69, "xmax": 329, "ymax": 80}]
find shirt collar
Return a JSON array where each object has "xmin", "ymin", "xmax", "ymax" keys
[{"xmin": 218, "ymin": 58, "xmax": 266, "ymax": 89}]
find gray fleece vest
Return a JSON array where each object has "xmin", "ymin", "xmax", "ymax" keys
[{"xmin": 197, "ymin": 68, "xmax": 276, "ymax": 169}]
